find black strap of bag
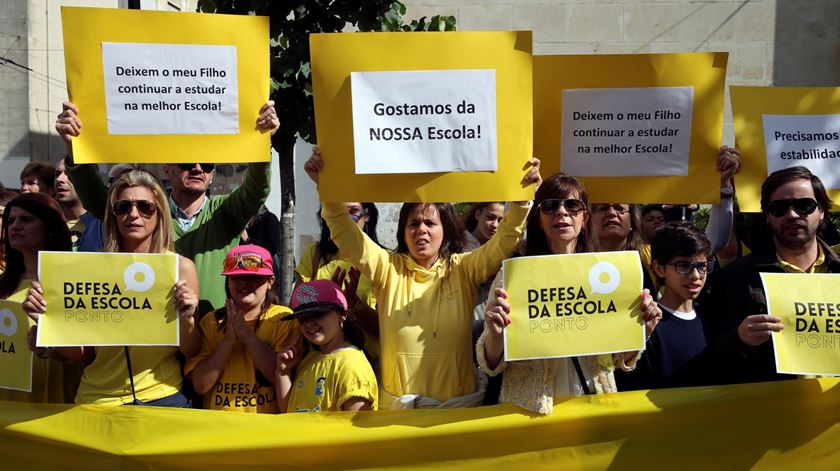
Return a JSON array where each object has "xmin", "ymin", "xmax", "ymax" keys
[
  {"xmin": 123, "ymin": 346, "xmax": 142, "ymax": 405},
  {"xmin": 572, "ymin": 357, "xmax": 592, "ymax": 395}
]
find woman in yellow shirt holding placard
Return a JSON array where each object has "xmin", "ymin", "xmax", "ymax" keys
[
  {"xmin": 477, "ymin": 173, "xmax": 662, "ymax": 415},
  {"xmin": 25, "ymin": 170, "xmax": 201, "ymax": 406},
  {"xmin": 303, "ymin": 147, "xmax": 541, "ymax": 408},
  {"xmin": 0, "ymin": 192, "xmax": 80, "ymax": 403}
]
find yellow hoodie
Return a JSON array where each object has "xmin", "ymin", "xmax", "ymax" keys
[{"xmin": 322, "ymin": 201, "xmax": 530, "ymax": 404}]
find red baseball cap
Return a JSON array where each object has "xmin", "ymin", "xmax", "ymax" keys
[{"xmin": 282, "ymin": 279, "xmax": 348, "ymax": 320}]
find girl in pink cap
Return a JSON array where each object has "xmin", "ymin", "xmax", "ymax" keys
[
  {"xmin": 275, "ymin": 279, "xmax": 378, "ymax": 412},
  {"xmin": 185, "ymin": 244, "xmax": 300, "ymax": 413}
]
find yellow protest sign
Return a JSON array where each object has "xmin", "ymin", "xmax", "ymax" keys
[
  {"xmin": 37, "ymin": 252, "xmax": 179, "ymax": 346},
  {"xmin": 762, "ymin": 273, "xmax": 840, "ymax": 376},
  {"xmin": 311, "ymin": 31, "xmax": 533, "ymax": 202},
  {"xmin": 731, "ymin": 86, "xmax": 840, "ymax": 212},
  {"xmin": 534, "ymin": 52, "xmax": 727, "ymax": 204},
  {"xmin": 0, "ymin": 301, "xmax": 33, "ymax": 392},
  {"xmin": 61, "ymin": 6, "xmax": 269, "ymax": 164},
  {"xmin": 503, "ymin": 251, "xmax": 644, "ymax": 361}
]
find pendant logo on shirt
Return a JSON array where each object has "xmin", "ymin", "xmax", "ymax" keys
[{"xmin": 315, "ymin": 376, "xmax": 326, "ymax": 397}]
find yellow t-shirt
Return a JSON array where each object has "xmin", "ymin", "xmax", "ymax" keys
[
  {"xmin": 76, "ymin": 346, "xmax": 181, "ymax": 404},
  {"xmin": 322, "ymin": 201, "xmax": 529, "ymax": 405},
  {"xmin": 777, "ymin": 244, "xmax": 827, "ymax": 274},
  {"xmin": 288, "ymin": 346, "xmax": 378, "ymax": 412},
  {"xmin": 0, "ymin": 280, "xmax": 82, "ymax": 404},
  {"xmin": 295, "ymin": 243, "xmax": 380, "ymax": 364},
  {"xmin": 184, "ymin": 304, "xmax": 299, "ymax": 413}
]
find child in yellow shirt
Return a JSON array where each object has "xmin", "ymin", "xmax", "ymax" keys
[
  {"xmin": 276, "ymin": 280, "xmax": 378, "ymax": 412},
  {"xmin": 186, "ymin": 244, "xmax": 299, "ymax": 413}
]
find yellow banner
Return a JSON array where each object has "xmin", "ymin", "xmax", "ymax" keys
[
  {"xmin": 311, "ymin": 31, "xmax": 533, "ymax": 202},
  {"xmin": 763, "ymin": 273, "xmax": 840, "ymax": 376},
  {"xmin": 503, "ymin": 251, "xmax": 644, "ymax": 361},
  {"xmin": 534, "ymin": 52, "xmax": 727, "ymax": 204},
  {"xmin": 2, "ymin": 379, "xmax": 840, "ymax": 469},
  {"xmin": 731, "ymin": 86, "xmax": 840, "ymax": 212},
  {"xmin": 0, "ymin": 301, "xmax": 33, "ymax": 392},
  {"xmin": 61, "ymin": 6, "xmax": 269, "ymax": 164},
  {"xmin": 37, "ymin": 252, "xmax": 179, "ymax": 346}
]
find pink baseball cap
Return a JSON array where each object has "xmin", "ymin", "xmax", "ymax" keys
[
  {"xmin": 282, "ymin": 279, "xmax": 348, "ymax": 320},
  {"xmin": 221, "ymin": 244, "xmax": 274, "ymax": 276}
]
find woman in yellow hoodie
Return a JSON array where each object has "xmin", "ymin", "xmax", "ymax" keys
[{"xmin": 304, "ymin": 148, "xmax": 540, "ymax": 408}]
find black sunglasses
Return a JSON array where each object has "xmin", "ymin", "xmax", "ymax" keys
[
  {"xmin": 538, "ymin": 198, "xmax": 586, "ymax": 215},
  {"xmin": 113, "ymin": 199, "xmax": 157, "ymax": 217},
  {"xmin": 668, "ymin": 261, "xmax": 714, "ymax": 275},
  {"xmin": 766, "ymin": 198, "xmax": 819, "ymax": 218},
  {"xmin": 176, "ymin": 163, "xmax": 215, "ymax": 172}
]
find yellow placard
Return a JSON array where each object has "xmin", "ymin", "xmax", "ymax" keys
[
  {"xmin": 731, "ymin": 86, "xmax": 840, "ymax": 212},
  {"xmin": 37, "ymin": 252, "xmax": 179, "ymax": 346},
  {"xmin": 0, "ymin": 301, "xmax": 33, "ymax": 392},
  {"xmin": 311, "ymin": 31, "xmax": 533, "ymax": 202},
  {"xmin": 61, "ymin": 6, "xmax": 269, "ymax": 164},
  {"xmin": 534, "ymin": 52, "xmax": 727, "ymax": 204},
  {"xmin": 503, "ymin": 251, "xmax": 644, "ymax": 361},
  {"xmin": 763, "ymin": 273, "xmax": 840, "ymax": 376}
]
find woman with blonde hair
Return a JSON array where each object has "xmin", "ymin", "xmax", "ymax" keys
[{"xmin": 26, "ymin": 170, "xmax": 201, "ymax": 406}]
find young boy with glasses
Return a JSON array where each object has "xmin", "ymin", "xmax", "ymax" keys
[{"xmin": 616, "ymin": 222, "xmax": 715, "ymax": 390}]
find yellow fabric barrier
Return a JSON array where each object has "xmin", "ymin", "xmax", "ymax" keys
[{"xmin": 2, "ymin": 378, "xmax": 840, "ymax": 469}]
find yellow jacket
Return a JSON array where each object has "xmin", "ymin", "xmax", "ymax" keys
[{"xmin": 322, "ymin": 201, "xmax": 530, "ymax": 403}]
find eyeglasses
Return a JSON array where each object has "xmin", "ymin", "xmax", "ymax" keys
[
  {"xmin": 223, "ymin": 253, "xmax": 270, "ymax": 272},
  {"xmin": 592, "ymin": 204, "xmax": 629, "ymax": 214},
  {"xmin": 176, "ymin": 163, "xmax": 215, "ymax": 172},
  {"xmin": 668, "ymin": 261, "xmax": 714, "ymax": 275},
  {"xmin": 538, "ymin": 198, "xmax": 586, "ymax": 215},
  {"xmin": 113, "ymin": 199, "xmax": 157, "ymax": 217},
  {"xmin": 766, "ymin": 198, "xmax": 819, "ymax": 218}
]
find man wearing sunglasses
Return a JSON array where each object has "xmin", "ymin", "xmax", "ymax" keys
[
  {"xmin": 56, "ymin": 100, "xmax": 279, "ymax": 315},
  {"xmin": 703, "ymin": 166, "xmax": 840, "ymax": 385}
]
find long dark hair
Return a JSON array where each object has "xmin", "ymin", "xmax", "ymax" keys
[
  {"xmin": 303, "ymin": 309, "xmax": 373, "ymax": 364},
  {"xmin": 462, "ymin": 202, "xmax": 504, "ymax": 233},
  {"xmin": 396, "ymin": 203, "xmax": 465, "ymax": 260},
  {"xmin": 318, "ymin": 203, "xmax": 381, "ymax": 259},
  {"xmin": 0, "ymin": 193, "xmax": 72, "ymax": 299},
  {"xmin": 526, "ymin": 173, "xmax": 598, "ymax": 256}
]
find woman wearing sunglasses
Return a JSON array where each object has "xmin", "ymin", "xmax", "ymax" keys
[
  {"xmin": 25, "ymin": 170, "xmax": 201, "ymax": 407},
  {"xmin": 0, "ymin": 193, "xmax": 81, "ymax": 404},
  {"xmin": 477, "ymin": 173, "xmax": 662, "ymax": 415},
  {"xmin": 304, "ymin": 147, "xmax": 541, "ymax": 409},
  {"xmin": 185, "ymin": 244, "xmax": 300, "ymax": 413}
]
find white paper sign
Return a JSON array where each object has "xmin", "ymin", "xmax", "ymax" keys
[
  {"xmin": 350, "ymin": 69, "xmax": 497, "ymax": 174},
  {"xmin": 762, "ymin": 114, "xmax": 840, "ymax": 189},
  {"xmin": 561, "ymin": 87, "xmax": 694, "ymax": 177},
  {"xmin": 102, "ymin": 42, "xmax": 239, "ymax": 135}
]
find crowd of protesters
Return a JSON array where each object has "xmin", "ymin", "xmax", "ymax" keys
[{"xmin": 0, "ymin": 98, "xmax": 838, "ymax": 416}]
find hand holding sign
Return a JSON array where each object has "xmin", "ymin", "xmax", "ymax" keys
[
  {"xmin": 304, "ymin": 146, "xmax": 324, "ymax": 185},
  {"xmin": 21, "ymin": 281, "xmax": 46, "ymax": 323},
  {"xmin": 738, "ymin": 314, "xmax": 784, "ymax": 347}
]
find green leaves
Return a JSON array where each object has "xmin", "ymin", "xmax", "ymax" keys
[{"xmin": 197, "ymin": 0, "xmax": 456, "ymax": 144}]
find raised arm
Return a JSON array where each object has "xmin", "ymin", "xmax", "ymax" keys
[
  {"xmin": 56, "ymin": 102, "xmax": 108, "ymax": 219},
  {"xmin": 705, "ymin": 146, "xmax": 740, "ymax": 253},
  {"xmin": 304, "ymin": 147, "xmax": 393, "ymax": 287}
]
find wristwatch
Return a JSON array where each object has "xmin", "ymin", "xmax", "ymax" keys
[{"xmin": 720, "ymin": 186, "xmax": 735, "ymax": 198}]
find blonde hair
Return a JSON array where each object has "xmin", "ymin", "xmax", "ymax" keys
[{"xmin": 104, "ymin": 170, "xmax": 173, "ymax": 254}]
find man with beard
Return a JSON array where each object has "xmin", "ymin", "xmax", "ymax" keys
[
  {"xmin": 702, "ymin": 166, "xmax": 840, "ymax": 384},
  {"xmin": 54, "ymin": 158, "xmax": 103, "ymax": 251}
]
